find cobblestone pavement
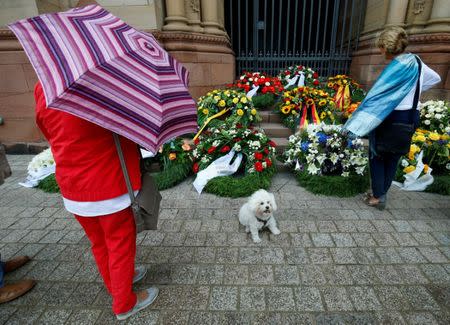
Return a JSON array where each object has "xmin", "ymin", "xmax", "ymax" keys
[{"xmin": 0, "ymin": 154, "xmax": 449, "ymax": 325}]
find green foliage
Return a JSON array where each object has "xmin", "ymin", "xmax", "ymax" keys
[
  {"xmin": 425, "ymin": 175, "xmax": 450, "ymax": 196},
  {"xmin": 251, "ymin": 93, "xmax": 276, "ymax": 109},
  {"xmin": 152, "ymin": 162, "xmax": 192, "ymax": 191},
  {"xmin": 37, "ymin": 174, "xmax": 59, "ymax": 193},
  {"xmin": 296, "ymin": 170, "xmax": 370, "ymax": 197},
  {"xmin": 204, "ymin": 166, "xmax": 276, "ymax": 197}
]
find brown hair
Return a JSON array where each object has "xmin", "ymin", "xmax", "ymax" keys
[{"xmin": 376, "ymin": 26, "xmax": 408, "ymax": 55}]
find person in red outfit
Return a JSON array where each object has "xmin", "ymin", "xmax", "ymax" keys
[{"xmin": 34, "ymin": 82, "xmax": 158, "ymax": 320}]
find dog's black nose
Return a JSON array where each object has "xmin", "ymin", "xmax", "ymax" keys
[{"xmin": 265, "ymin": 206, "xmax": 270, "ymax": 210}]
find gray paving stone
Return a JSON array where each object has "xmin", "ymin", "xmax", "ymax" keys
[
  {"xmin": 248, "ymin": 265, "xmax": 274, "ymax": 285},
  {"xmin": 375, "ymin": 286, "xmax": 411, "ymax": 310},
  {"xmin": 216, "ymin": 247, "xmax": 238, "ymax": 263},
  {"xmin": 348, "ymin": 286, "xmax": 382, "ymax": 311},
  {"xmin": 273, "ymin": 265, "xmax": 300, "ymax": 285},
  {"xmin": 5, "ymin": 307, "xmax": 43, "ymax": 325},
  {"xmin": 331, "ymin": 233, "xmax": 355, "ymax": 247},
  {"xmin": 391, "ymin": 220, "xmax": 414, "ymax": 232},
  {"xmin": 353, "ymin": 220, "xmax": 377, "ymax": 233},
  {"xmin": 351, "ymin": 247, "xmax": 381, "ymax": 264},
  {"xmin": 322, "ymin": 287, "xmax": 354, "ymax": 311},
  {"xmin": 194, "ymin": 247, "xmax": 216, "ymax": 263},
  {"xmin": 372, "ymin": 233, "xmax": 398, "ymax": 246},
  {"xmin": 266, "ymin": 287, "xmax": 296, "ymax": 311},
  {"xmin": 223, "ymin": 265, "xmax": 250, "ymax": 285},
  {"xmin": 289, "ymin": 233, "xmax": 313, "ymax": 247},
  {"xmin": 400, "ymin": 286, "xmax": 440, "ymax": 311},
  {"xmin": 162, "ymin": 232, "xmax": 186, "ymax": 246},
  {"xmin": 404, "ymin": 312, "xmax": 439, "ymax": 325},
  {"xmin": 418, "ymin": 247, "xmax": 448, "ymax": 263},
  {"xmin": 284, "ymin": 247, "xmax": 308, "ymax": 264},
  {"xmin": 171, "ymin": 264, "xmax": 198, "ymax": 284},
  {"xmin": 197, "ymin": 265, "xmax": 224, "ymax": 284},
  {"xmin": 335, "ymin": 220, "xmax": 358, "ymax": 232},
  {"xmin": 239, "ymin": 247, "xmax": 261, "ymax": 264},
  {"xmin": 311, "ymin": 233, "xmax": 335, "ymax": 247},
  {"xmin": 209, "ymin": 287, "xmax": 238, "ymax": 311},
  {"xmin": 348, "ymin": 265, "xmax": 379, "ymax": 285},
  {"xmin": 184, "ymin": 233, "xmax": 206, "ymax": 246},
  {"xmin": 308, "ymin": 248, "xmax": 332, "ymax": 264},
  {"xmin": 375, "ymin": 312, "xmax": 407, "ymax": 324},
  {"xmin": 200, "ymin": 219, "xmax": 221, "ymax": 232},
  {"xmin": 34, "ymin": 309, "xmax": 72, "ymax": 325},
  {"xmin": 330, "ymin": 247, "xmax": 357, "ymax": 264},
  {"xmin": 351, "ymin": 233, "xmax": 377, "ymax": 247},
  {"xmin": 397, "ymin": 247, "xmax": 428, "ymax": 263},
  {"xmin": 371, "ymin": 220, "xmax": 396, "ymax": 232},
  {"xmin": 391, "ymin": 232, "xmax": 419, "ymax": 246},
  {"xmin": 260, "ymin": 248, "xmax": 285, "ymax": 264},
  {"xmin": 188, "ymin": 311, "xmax": 223, "ymax": 325},
  {"xmin": 143, "ymin": 247, "xmax": 172, "ymax": 264},
  {"xmin": 420, "ymin": 264, "xmax": 450, "ymax": 284},
  {"xmin": 322, "ymin": 265, "xmax": 353, "ymax": 285},
  {"xmin": 396, "ymin": 265, "xmax": 429, "ymax": 284},
  {"xmin": 205, "ymin": 233, "xmax": 228, "ymax": 246},
  {"xmin": 141, "ymin": 231, "xmax": 165, "ymax": 246},
  {"xmin": 375, "ymin": 247, "xmax": 404, "ymax": 264},
  {"xmin": 294, "ymin": 287, "xmax": 324, "ymax": 311},
  {"xmin": 412, "ymin": 232, "xmax": 439, "ymax": 246},
  {"xmin": 159, "ymin": 311, "xmax": 189, "ymax": 325},
  {"xmin": 373, "ymin": 265, "xmax": 404, "ymax": 284},
  {"xmin": 240, "ymin": 287, "xmax": 265, "ymax": 311},
  {"xmin": 298, "ymin": 264, "xmax": 327, "ymax": 285},
  {"xmin": 169, "ymin": 247, "xmax": 194, "ymax": 263},
  {"xmin": 251, "ymin": 312, "xmax": 283, "ymax": 325},
  {"xmin": 317, "ymin": 221, "xmax": 338, "ymax": 232},
  {"xmin": 282, "ymin": 313, "xmax": 315, "ymax": 325}
]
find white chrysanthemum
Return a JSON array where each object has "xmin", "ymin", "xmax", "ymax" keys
[
  {"xmin": 307, "ymin": 163, "xmax": 320, "ymax": 175},
  {"xmin": 424, "ymin": 120, "xmax": 431, "ymax": 125}
]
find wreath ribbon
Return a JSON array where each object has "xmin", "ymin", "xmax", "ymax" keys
[
  {"xmin": 299, "ymin": 103, "xmax": 321, "ymax": 129},
  {"xmin": 193, "ymin": 108, "xmax": 230, "ymax": 141},
  {"xmin": 334, "ymin": 84, "xmax": 351, "ymax": 111}
]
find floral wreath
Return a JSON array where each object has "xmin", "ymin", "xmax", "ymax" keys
[
  {"xmin": 142, "ymin": 137, "xmax": 194, "ymax": 190},
  {"xmin": 419, "ymin": 100, "xmax": 450, "ymax": 134},
  {"xmin": 278, "ymin": 65, "xmax": 320, "ymax": 88},
  {"xmin": 282, "ymin": 124, "xmax": 369, "ymax": 196},
  {"xmin": 196, "ymin": 89, "xmax": 258, "ymax": 130},
  {"xmin": 229, "ymin": 72, "xmax": 284, "ymax": 108},
  {"xmin": 324, "ymin": 74, "xmax": 365, "ymax": 118},
  {"xmin": 192, "ymin": 122, "xmax": 277, "ymax": 197},
  {"xmin": 277, "ymin": 86, "xmax": 338, "ymax": 130}
]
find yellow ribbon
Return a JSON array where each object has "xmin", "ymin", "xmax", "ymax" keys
[{"xmin": 193, "ymin": 108, "xmax": 230, "ymax": 141}]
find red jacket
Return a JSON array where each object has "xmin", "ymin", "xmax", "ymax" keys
[{"xmin": 34, "ymin": 82, "xmax": 141, "ymax": 201}]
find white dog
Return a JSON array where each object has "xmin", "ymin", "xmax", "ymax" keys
[{"xmin": 239, "ymin": 189, "xmax": 280, "ymax": 243}]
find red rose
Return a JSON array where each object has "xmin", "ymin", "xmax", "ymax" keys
[
  {"xmin": 261, "ymin": 87, "xmax": 268, "ymax": 94},
  {"xmin": 220, "ymin": 145, "xmax": 231, "ymax": 153},
  {"xmin": 268, "ymin": 140, "xmax": 277, "ymax": 147},
  {"xmin": 207, "ymin": 146, "xmax": 216, "ymax": 154},
  {"xmin": 236, "ymin": 123, "xmax": 243, "ymax": 129},
  {"xmin": 264, "ymin": 148, "xmax": 269, "ymax": 155},
  {"xmin": 254, "ymin": 152, "xmax": 263, "ymax": 160},
  {"xmin": 194, "ymin": 138, "xmax": 200, "ymax": 145},
  {"xmin": 313, "ymin": 80, "xmax": 319, "ymax": 86},
  {"xmin": 313, "ymin": 72, "xmax": 319, "ymax": 78},
  {"xmin": 255, "ymin": 161, "xmax": 263, "ymax": 172},
  {"xmin": 265, "ymin": 158, "xmax": 272, "ymax": 167},
  {"xmin": 193, "ymin": 162, "xmax": 199, "ymax": 173},
  {"xmin": 285, "ymin": 71, "xmax": 291, "ymax": 75},
  {"xmin": 233, "ymin": 137, "xmax": 242, "ymax": 142}
]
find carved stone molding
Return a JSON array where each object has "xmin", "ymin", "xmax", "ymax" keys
[
  {"xmin": 354, "ymin": 33, "xmax": 450, "ymax": 56},
  {"xmin": 152, "ymin": 30, "xmax": 230, "ymax": 47}
]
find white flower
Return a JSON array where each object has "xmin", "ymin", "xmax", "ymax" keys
[
  {"xmin": 342, "ymin": 171, "xmax": 349, "ymax": 177},
  {"xmin": 233, "ymin": 144, "xmax": 241, "ymax": 151},
  {"xmin": 446, "ymin": 163, "xmax": 450, "ymax": 170},
  {"xmin": 401, "ymin": 159, "xmax": 409, "ymax": 167},
  {"xmin": 307, "ymin": 163, "xmax": 320, "ymax": 175},
  {"xmin": 265, "ymin": 82, "xmax": 270, "ymax": 86},
  {"xmin": 424, "ymin": 120, "xmax": 431, "ymax": 125},
  {"xmin": 435, "ymin": 113, "xmax": 442, "ymax": 119},
  {"xmin": 316, "ymin": 155, "xmax": 326, "ymax": 165}
]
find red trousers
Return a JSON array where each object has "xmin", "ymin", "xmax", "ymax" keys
[{"xmin": 75, "ymin": 207, "xmax": 137, "ymax": 314}]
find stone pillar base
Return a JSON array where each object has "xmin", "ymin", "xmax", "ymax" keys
[
  {"xmin": 153, "ymin": 31, "xmax": 234, "ymax": 99},
  {"xmin": 0, "ymin": 144, "xmax": 11, "ymax": 184},
  {"xmin": 350, "ymin": 33, "xmax": 450, "ymax": 101}
]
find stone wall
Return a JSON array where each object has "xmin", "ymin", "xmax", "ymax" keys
[{"xmin": 350, "ymin": 0, "xmax": 450, "ymax": 100}]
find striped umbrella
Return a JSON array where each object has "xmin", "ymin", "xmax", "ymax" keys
[{"xmin": 9, "ymin": 4, "xmax": 197, "ymax": 152}]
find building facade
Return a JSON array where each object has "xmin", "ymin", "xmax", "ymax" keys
[{"xmin": 0, "ymin": 0, "xmax": 448, "ymax": 150}]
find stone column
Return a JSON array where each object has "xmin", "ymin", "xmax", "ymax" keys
[
  {"xmin": 407, "ymin": 0, "xmax": 433, "ymax": 34},
  {"xmin": 384, "ymin": 0, "xmax": 409, "ymax": 27},
  {"xmin": 162, "ymin": 0, "xmax": 190, "ymax": 31},
  {"xmin": 425, "ymin": 0, "xmax": 450, "ymax": 33},
  {"xmin": 184, "ymin": 0, "xmax": 203, "ymax": 33},
  {"xmin": 200, "ymin": 0, "xmax": 226, "ymax": 35}
]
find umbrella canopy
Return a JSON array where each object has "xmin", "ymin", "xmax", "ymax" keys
[{"xmin": 9, "ymin": 4, "xmax": 197, "ymax": 152}]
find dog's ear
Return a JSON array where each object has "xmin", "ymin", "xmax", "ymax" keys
[{"xmin": 270, "ymin": 193, "xmax": 277, "ymax": 211}]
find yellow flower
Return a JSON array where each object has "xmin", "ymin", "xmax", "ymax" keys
[
  {"xmin": 410, "ymin": 144, "xmax": 420, "ymax": 153},
  {"xmin": 169, "ymin": 153, "xmax": 177, "ymax": 161},
  {"xmin": 202, "ymin": 109, "xmax": 209, "ymax": 115},
  {"xmin": 306, "ymin": 98, "xmax": 314, "ymax": 106},
  {"xmin": 320, "ymin": 112, "xmax": 326, "ymax": 119},
  {"xmin": 413, "ymin": 134, "xmax": 426, "ymax": 142},
  {"xmin": 251, "ymin": 109, "xmax": 257, "ymax": 115},
  {"xmin": 213, "ymin": 96, "xmax": 220, "ymax": 101},
  {"xmin": 318, "ymin": 99, "xmax": 327, "ymax": 107},
  {"xmin": 237, "ymin": 109, "xmax": 244, "ymax": 116},
  {"xmin": 218, "ymin": 100, "xmax": 226, "ymax": 107},
  {"xmin": 441, "ymin": 134, "xmax": 450, "ymax": 140},
  {"xmin": 403, "ymin": 165, "xmax": 416, "ymax": 174},
  {"xmin": 286, "ymin": 101, "xmax": 291, "ymax": 105},
  {"xmin": 232, "ymin": 97, "xmax": 239, "ymax": 104},
  {"xmin": 291, "ymin": 110, "xmax": 297, "ymax": 115},
  {"xmin": 327, "ymin": 82, "xmax": 333, "ymax": 88},
  {"xmin": 240, "ymin": 96, "xmax": 248, "ymax": 104},
  {"xmin": 423, "ymin": 164, "xmax": 429, "ymax": 173},
  {"xmin": 429, "ymin": 132, "xmax": 440, "ymax": 141},
  {"xmin": 281, "ymin": 106, "xmax": 291, "ymax": 115}
]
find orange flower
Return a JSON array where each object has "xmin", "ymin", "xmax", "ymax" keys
[{"xmin": 169, "ymin": 153, "xmax": 176, "ymax": 160}]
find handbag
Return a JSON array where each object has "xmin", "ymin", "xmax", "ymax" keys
[
  {"xmin": 113, "ymin": 134, "xmax": 161, "ymax": 232},
  {"xmin": 375, "ymin": 57, "xmax": 422, "ymax": 155}
]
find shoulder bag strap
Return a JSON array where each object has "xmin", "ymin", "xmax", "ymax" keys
[
  {"xmin": 411, "ymin": 56, "xmax": 422, "ymax": 124},
  {"xmin": 113, "ymin": 133, "xmax": 136, "ymax": 204}
]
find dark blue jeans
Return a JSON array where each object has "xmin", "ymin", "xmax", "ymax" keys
[{"xmin": 369, "ymin": 109, "xmax": 418, "ymax": 199}]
